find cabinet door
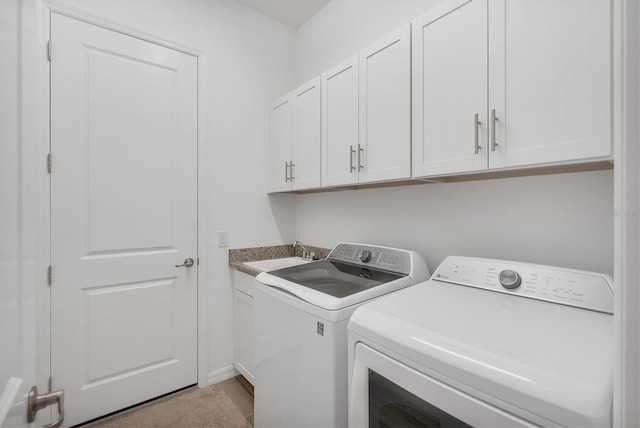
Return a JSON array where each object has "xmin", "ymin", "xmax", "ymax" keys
[
  {"xmin": 359, "ymin": 24, "xmax": 411, "ymax": 183},
  {"xmin": 268, "ymin": 95, "xmax": 292, "ymax": 193},
  {"xmin": 292, "ymin": 77, "xmax": 321, "ymax": 190},
  {"xmin": 321, "ymin": 55, "xmax": 359, "ymax": 186},
  {"xmin": 234, "ymin": 290, "xmax": 255, "ymax": 385},
  {"xmin": 412, "ymin": 0, "xmax": 488, "ymax": 178},
  {"xmin": 488, "ymin": 0, "xmax": 611, "ymax": 169}
]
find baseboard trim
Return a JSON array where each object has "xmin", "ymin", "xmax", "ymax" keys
[{"xmin": 207, "ymin": 365, "xmax": 239, "ymax": 386}]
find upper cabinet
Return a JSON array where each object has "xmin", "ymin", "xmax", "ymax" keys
[
  {"xmin": 488, "ymin": 0, "xmax": 611, "ymax": 169},
  {"xmin": 269, "ymin": 1, "xmax": 613, "ymax": 192},
  {"xmin": 412, "ymin": 0, "xmax": 488, "ymax": 177},
  {"xmin": 321, "ymin": 55, "xmax": 359, "ymax": 187},
  {"xmin": 292, "ymin": 78, "xmax": 322, "ymax": 190},
  {"xmin": 322, "ymin": 24, "xmax": 411, "ymax": 187},
  {"xmin": 359, "ymin": 25, "xmax": 411, "ymax": 183},
  {"xmin": 268, "ymin": 77, "xmax": 321, "ymax": 192},
  {"xmin": 412, "ymin": 0, "xmax": 611, "ymax": 178},
  {"xmin": 268, "ymin": 94, "xmax": 293, "ymax": 193}
]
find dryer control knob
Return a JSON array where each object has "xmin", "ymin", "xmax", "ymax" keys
[
  {"xmin": 359, "ymin": 250, "xmax": 372, "ymax": 263},
  {"xmin": 499, "ymin": 270, "xmax": 521, "ymax": 289}
]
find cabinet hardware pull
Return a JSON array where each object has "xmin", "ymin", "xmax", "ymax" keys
[
  {"xmin": 491, "ymin": 108, "xmax": 499, "ymax": 152},
  {"xmin": 474, "ymin": 113, "xmax": 482, "ymax": 155},
  {"xmin": 284, "ymin": 161, "xmax": 289, "ymax": 182},
  {"xmin": 289, "ymin": 161, "xmax": 295, "ymax": 180},
  {"xmin": 350, "ymin": 145, "xmax": 356, "ymax": 172},
  {"xmin": 358, "ymin": 144, "xmax": 364, "ymax": 171}
]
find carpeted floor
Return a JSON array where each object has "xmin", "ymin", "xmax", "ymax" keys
[{"xmin": 84, "ymin": 377, "xmax": 254, "ymax": 428}]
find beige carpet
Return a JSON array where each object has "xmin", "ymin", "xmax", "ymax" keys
[{"xmin": 86, "ymin": 377, "xmax": 254, "ymax": 428}]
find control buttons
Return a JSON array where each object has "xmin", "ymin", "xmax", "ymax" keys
[
  {"xmin": 359, "ymin": 250, "xmax": 372, "ymax": 263},
  {"xmin": 499, "ymin": 270, "xmax": 521, "ymax": 289}
]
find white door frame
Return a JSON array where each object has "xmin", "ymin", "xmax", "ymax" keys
[
  {"xmin": 614, "ymin": 0, "xmax": 640, "ymax": 426},
  {"xmin": 34, "ymin": 0, "xmax": 211, "ymax": 402}
]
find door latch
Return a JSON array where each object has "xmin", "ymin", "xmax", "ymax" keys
[
  {"xmin": 27, "ymin": 386, "xmax": 64, "ymax": 428},
  {"xmin": 175, "ymin": 258, "xmax": 195, "ymax": 268}
]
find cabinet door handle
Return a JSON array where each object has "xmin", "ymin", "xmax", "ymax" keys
[
  {"xmin": 284, "ymin": 161, "xmax": 289, "ymax": 182},
  {"xmin": 350, "ymin": 145, "xmax": 356, "ymax": 172},
  {"xmin": 491, "ymin": 108, "xmax": 499, "ymax": 152},
  {"xmin": 358, "ymin": 144, "xmax": 364, "ymax": 171},
  {"xmin": 474, "ymin": 113, "xmax": 482, "ymax": 155},
  {"xmin": 289, "ymin": 161, "xmax": 295, "ymax": 180}
]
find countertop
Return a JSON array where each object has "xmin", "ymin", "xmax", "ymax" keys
[{"xmin": 229, "ymin": 244, "xmax": 330, "ymax": 277}]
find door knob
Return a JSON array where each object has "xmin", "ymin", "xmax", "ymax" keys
[{"xmin": 175, "ymin": 258, "xmax": 195, "ymax": 268}]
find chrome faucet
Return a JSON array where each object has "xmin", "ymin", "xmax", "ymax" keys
[{"xmin": 293, "ymin": 241, "xmax": 314, "ymax": 260}]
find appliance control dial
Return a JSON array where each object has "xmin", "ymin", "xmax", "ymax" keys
[
  {"xmin": 359, "ymin": 250, "xmax": 372, "ymax": 263},
  {"xmin": 499, "ymin": 270, "xmax": 521, "ymax": 289}
]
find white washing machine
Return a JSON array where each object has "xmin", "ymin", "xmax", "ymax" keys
[
  {"xmin": 348, "ymin": 256, "xmax": 614, "ymax": 427},
  {"xmin": 254, "ymin": 243, "xmax": 430, "ymax": 428}
]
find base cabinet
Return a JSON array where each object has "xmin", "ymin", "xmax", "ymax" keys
[{"xmin": 232, "ymin": 270, "xmax": 255, "ymax": 384}]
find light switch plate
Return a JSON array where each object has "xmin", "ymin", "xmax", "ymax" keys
[{"xmin": 217, "ymin": 231, "xmax": 228, "ymax": 247}]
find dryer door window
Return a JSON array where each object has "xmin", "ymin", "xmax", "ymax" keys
[
  {"xmin": 349, "ymin": 343, "xmax": 535, "ymax": 427},
  {"xmin": 369, "ymin": 369, "xmax": 470, "ymax": 428}
]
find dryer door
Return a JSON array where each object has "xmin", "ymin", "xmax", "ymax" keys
[{"xmin": 349, "ymin": 343, "xmax": 537, "ymax": 428}]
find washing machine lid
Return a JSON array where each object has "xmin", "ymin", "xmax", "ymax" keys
[
  {"xmin": 269, "ymin": 260, "xmax": 405, "ymax": 297},
  {"xmin": 349, "ymin": 257, "xmax": 614, "ymax": 427},
  {"xmin": 257, "ymin": 260, "xmax": 411, "ymax": 311},
  {"xmin": 254, "ymin": 243, "xmax": 430, "ymax": 311}
]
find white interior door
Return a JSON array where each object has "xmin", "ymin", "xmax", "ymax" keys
[{"xmin": 50, "ymin": 13, "xmax": 198, "ymax": 426}]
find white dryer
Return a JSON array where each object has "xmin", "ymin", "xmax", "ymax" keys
[
  {"xmin": 348, "ymin": 256, "xmax": 614, "ymax": 427},
  {"xmin": 254, "ymin": 243, "xmax": 430, "ymax": 428}
]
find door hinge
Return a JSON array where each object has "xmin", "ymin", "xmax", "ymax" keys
[
  {"xmin": 47, "ymin": 153, "xmax": 52, "ymax": 174},
  {"xmin": 47, "ymin": 266, "xmax": 52, "ymax": 286},
  {"xmin": 47, "ymin": 40, "xmax": 51, "ymax": 61}
]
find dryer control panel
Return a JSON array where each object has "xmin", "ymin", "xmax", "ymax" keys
[{"xmin": 432, "ymin": 256, "xmax": 614, "ymax": 314}]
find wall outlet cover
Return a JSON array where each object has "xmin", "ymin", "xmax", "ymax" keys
[{"xmin": 217, "ymin": 231, "xmax": 228, "ymax": 247}]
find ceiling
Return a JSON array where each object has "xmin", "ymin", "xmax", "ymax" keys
[{"xmin": 237, "ymin": 0, "xmax": 331, "ymax": 29}]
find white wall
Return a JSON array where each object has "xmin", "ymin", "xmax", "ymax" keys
[
  {"xmin": 52, "ymin": 0, "xmax": 298, "ymax": 380},
  {"xmin": 294, "ymin": 0, "xmax": 614, "ymax": 276},
  {"xmin": 297, "ymin": 171, "xmax": 614, "ymax": 274},
  {"xmin": 296, "ymin": 0, "xmax": 441, "ymax": 84}
]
